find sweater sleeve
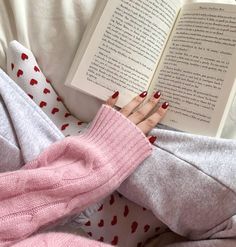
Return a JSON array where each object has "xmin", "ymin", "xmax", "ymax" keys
[
  {"xmin": 0, "ymin": 104, "xmax": 152, "ymax": 247},
  {"xmin": 12, "ymin": 232, "xmax": 112, "ymax": 247}
]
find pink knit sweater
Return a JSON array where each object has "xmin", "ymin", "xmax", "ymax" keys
[{"xmin": 0, "ymin": 105, "xmax": 152, "ymax": 247}]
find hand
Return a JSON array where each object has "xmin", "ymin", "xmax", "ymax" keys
[{"xmin": 106, "ymin": 91, "xmax": 169, "ymax": 144}]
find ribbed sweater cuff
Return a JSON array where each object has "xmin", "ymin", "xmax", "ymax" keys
[{"xmin": 80, "ymin": 104, "xmax": 152, "ymax": 169}]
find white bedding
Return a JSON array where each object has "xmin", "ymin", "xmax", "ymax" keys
[
  {"xmin": 0, "ymin": 0, "xmax": 101, "ymax": 122},
  {"xmin": 0, "ymin": 0, "xmax": 236, "ymax": 138}
]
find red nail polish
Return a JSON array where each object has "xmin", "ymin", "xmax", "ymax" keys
[
  {"xmin": 154, "ymin": 91, "xmax": 161, "ymax": 99},
  {"xmin": 162, "ymin": 102, "xmax": 169, "ymax": 109},
  {"xmin": 112, "ymin": 91, "xmax": 119, "ymax": 98},
  {"xmin": 139, "ymin": 91, "xmax": 147, "ymax": 98},
  {"xmin": 149, "ymin": 136, "xmax": 157, "ymax": 144}
]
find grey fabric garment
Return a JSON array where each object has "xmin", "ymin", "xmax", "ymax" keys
[
  {"xmin": 145, "ymin": 232, "xmax": 236, "ymax": 247},
  {"xmin": 0, "ymin": 68, "xmax": 63, "ymax": 171},
  {"xmin": 119, "ymin": 129, "xmax": 236, "ymax": 246}
]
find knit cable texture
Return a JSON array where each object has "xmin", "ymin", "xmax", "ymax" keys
[{"xmin": 0, "ymin": 104, "xmax": 152, "ymax": 247}]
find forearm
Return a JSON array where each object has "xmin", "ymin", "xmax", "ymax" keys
[{"xmin": 0, "ymin": 105, "xmax": 152, "ymax": 247}]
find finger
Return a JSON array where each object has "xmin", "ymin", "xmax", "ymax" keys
[
  {"xmin": 138, "ymin": 102, "xmax": 169, "ymax": 134},
  {"xmin": 119, "ymin": 91, "xmax": 147, "ymax": 117},
  {"xmin": 148, "ymin": 135, "xmax": 157, "ymax": 144},
  {"xmin": 128, "ymin": 91, "xmax": 161, "ymax": 124},
  {"xmin": 106, "ymin": 91, "xmax": 119, "ymax": 107}
]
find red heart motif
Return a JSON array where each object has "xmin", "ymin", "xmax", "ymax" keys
[
  {"xmin": 111, "ymin": 236, "xmax": 118, "ymax": 245},
  {"xmin": 98, "ymin": 219, "xmax": 104, "ymax": 227},
  {"xmin": 144, "ymin": 224, "xmax": 150, "ymax": 232},
  {"xmin": 30, "ymin": 79, "xmax": 38, "ymax": 85},
  {"xmin": 64, "ymin": 113, "xmax": 71, "ymax": 118},
  {"xmin": 143, "ymin": 207, "xmax": 147, "ymax": 211},
  {"xmin": 46, "ymin": 78, "xmax": 51, "ymax": 83},
  {"xmin": 51, "ymin": 107, "xmax": 59, "ymax": 114},
  {"xmin": 131, "ymin": 221, "xmax": 138, "ymax": 234},
  {"xmin": 111, "ymin": 216, "xmax": 117, "ymax": 225},
  {"xmin": 109, "ymin": 195, "xmax": 115, "ymax": 205},
  {"xmin": 98, "ymin": 237, "xmax": 104, "ymax": 242},
  {"xmin": 17, "ymin": 69, "xmax": 23, "ymax": 77},
  {"xmin": 11, "ymin": 63, "xmax": 14, "ymax": 70},
  {"xmin": 21, "ymin": 53, "xmax": 28, "ymax": 60},
  {"xmin": 39, "ymin": 101, "xmax": 47, "ymax": 108},
  {"xmin": 78, "ymin": 121, "xmax": 83, "ymax": 125},
  {"xmin": 34, "ymin": 66, "xmax": 40, "ymax": 72},
  {"xmin": 124, "ymin": 205, "xmax": 129, "ymax": 217},
  {"xmin": 61, "ymin": 123, "xmax": 69, "ymax": 131},
  {"xmin": 87, "ymin": 232, "xmax": 92, "ymax": 237},
  {"xmin": 57, "ymin": 96, "xmax": 62, "ymax": 102},
  {"xmin": 28, "ymin": 94, "xmax": 33, "ymax": 99},
  {"xmin": 85, "ymin": 221, "xmax": 91, "ymax": 226},
  {"xmin": 43, "ymin": 88, "xmax": 50, "ymax": 94},
  {"xmin": 98, "ymin": 204, "xmax": 103, "ymax": 211}
]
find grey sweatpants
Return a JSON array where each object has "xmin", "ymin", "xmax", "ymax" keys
[{"xmin": 1, "ymin": 68, "xmax": 236, "ymax": 247}]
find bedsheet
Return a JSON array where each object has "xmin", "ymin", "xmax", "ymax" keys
[
  {"xmin": 0, "ymin": 0, "xmax": 236, "ymax": 139},
  {"xmin": 0, "ymin": 0, "xmax": 101, "ymax": 123}
]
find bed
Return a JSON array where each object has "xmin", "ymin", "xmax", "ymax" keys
[{"xmin": 1, "ymin": 1, "xmax": 236, "ymax": 246}]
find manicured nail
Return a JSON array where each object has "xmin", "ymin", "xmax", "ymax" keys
[
  {"xmin": 112, "ymin": 91, "xmax": 119, "ymax": 99},
  {"xmin": 149, "ymin": 136, "xmax": 157, "ymax": 144},
  {"xmin": 154, "ymin": 91, "xmax": 161, "ymax": 99},
  {"xmin": 139, "ymin": 91, "xmax": 147, "ymax": 98},
  {"xmin": 162, "ymin": 102, "xmax": 169, "ymax": 109}
]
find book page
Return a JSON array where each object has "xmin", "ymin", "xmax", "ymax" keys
[
  {"xmin": 70, "ymin": 0, "xmax": 181, "ymax": 107},
  {"xmin": 151, "ymin": 3, "xmax": 236, "ymax": 136}
]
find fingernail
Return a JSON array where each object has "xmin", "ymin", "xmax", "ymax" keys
[
  {"xmin": 154, "ymin": 91, "xmax": 161, "ymax": 99},
  {"xmin": 139, "ymin": 91, "xmax": 147, "ymax": 98},
  {"xmin": 149, "ymin": 136, "xmax": 157, "ymax": 144},
  {"xmin": 112, "ymin": 91, "xmax": 119, "ymax": 99},
  {"xmin": 162, "ymin": 102, "xmax": 169, "ymax": 109}
]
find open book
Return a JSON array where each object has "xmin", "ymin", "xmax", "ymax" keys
[{"xmin": 65, "ymin": 0, "xmax": 236, "ymax": 137}]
